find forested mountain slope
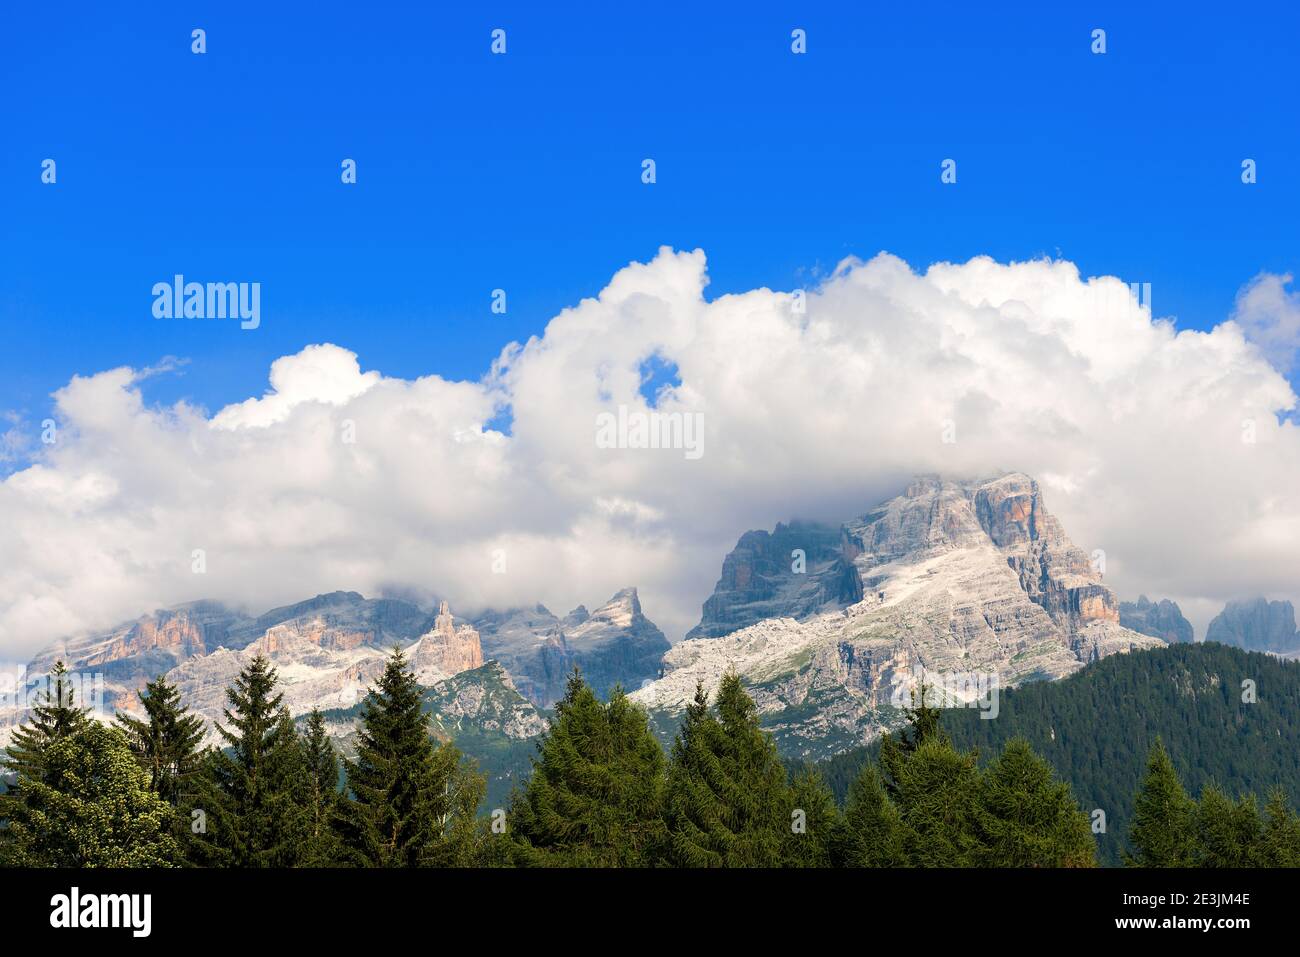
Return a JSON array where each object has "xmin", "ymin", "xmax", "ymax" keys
[{"xmin": 816, "ymin": 642, "xmax": 1300, "ymax": 865}]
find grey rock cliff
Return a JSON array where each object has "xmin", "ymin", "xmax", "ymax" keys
[
  {"xmin": 1206, "ymin": 598, "xmax": 1300, "ymax": 655},
  {"xmin": 474, "ymin": 588, "xmax": 671, "ymax": 707},
  {"xmin": 1120, "ymin": 596, "xmax": 1195, "ymax": 644},
  {"xmin": 686, "ymin": 521, "xmax": 862, "ymax": 640},
  {"xmin": 636, "ymin": 473, "xmax": 1163, "ymax": 760}
]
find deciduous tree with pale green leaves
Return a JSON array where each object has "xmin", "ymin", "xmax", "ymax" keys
[
  {"xmin": 2, "ymin": 721, "xmax": 179, "ymax": 867},
  {"xmin": 300, "ymin": 708, "xmax": 344, "ymax": 866}
]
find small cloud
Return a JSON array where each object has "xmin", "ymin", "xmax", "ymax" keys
[{"xmin": 1232, "ymin": 272, "xmax": 1300, "ymax": 371}]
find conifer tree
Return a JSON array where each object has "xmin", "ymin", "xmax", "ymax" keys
[
  {"xmin": 660, "ymin": 682, "xmax": 729, "ymax": 866},
  {"xmin": 2, "ymin": 661, "xmax": 91, "ymax": 788},
  {"xmin": 511, "ymin": 670, "xmax": 665, "ymax": 867},
  {"xmin": 1, "ymin": 660, "xmax": 92, "ymax": 864},
  {"xmin": 115, "ymin": 674, "xmax": 206, "ymax": 807},
  {"xmin": 838, "ymin": 762, "xmax": 906, "ymax": 867},
  {"xmin": 1193, "ymin": 785, "xmax": 1260, "ymax": 868},
  {"xmin": 878, "ymin": 681, "xmax": 946, "ymax": 801},
  {"xmin": 3, "ymin": 722, "xmax": 179, "ymax": 867},
  {"xmin": 973, "ymin": 738, "xmax": 1095, "ymax": 867},
  {"xmin": 299, "ymin": 708, "xmax": 343, "ymax": 866},
  {"xmin": 784, "ymin": 765, "xmax": 840, "ymax": 867},
  {"xmin": 1256, "ymin": 789, "xmax": 1300, "ymax": 867},
  {"xmin": 337, "ymin": 648, "xmax": 485, "ymax": 867},
  {"xmin": 187, "ymin": 656, "xmax": 309, "ymax": 867},
  {"xmin": 872, "ymin": 682, "xmax": 982, "ymax": 866},
  {"xmin": 660, "ymin": 675, "xmax": 793, "ymax": 867},
  {"xmin": 892, "ymin": 734, "xmax": 982, "ymax": 866},
  {"xmin": 1126, "ymin": 738, "xmax": 1196, "ymax": 867}
]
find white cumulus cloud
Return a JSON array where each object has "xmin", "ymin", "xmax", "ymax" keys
[{"xmin": 2, "ymin": 247, "xmax": 1299, "ymax": 658}]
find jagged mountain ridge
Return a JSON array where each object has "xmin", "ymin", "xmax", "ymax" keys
[
  {"xmin": 685, "ymin": 521, "xmax": 862, "ymax": 640},
  {"xmin": 1120, "ymin": 595, "xmax": 1195, "ymax": 644},
  {"xmin": 471, "ymin": 587, "xmax": 671, "ymax": 707},
  {"xmin": 19, "ymin": 591, "xmax": 436, "ymax": 724},
  {"xmin": 1206, "ymin": 598, "xmax": 1300, "ymax": 656},
  {"xmin": 632, "ymin": 473, "xmax": 1164, "ymax": 759},
  {"xmin": 3, "ymin": 585, "xmax": 670, "ymax": 745},
  {"xmin": 7, "ymin": 472, "xmax": 1178, "ymax": 768}
]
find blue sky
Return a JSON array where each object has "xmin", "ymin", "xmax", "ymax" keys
[{"xmin": 2, "ymin": 0, "xmax": 1297, "ymax": 438}]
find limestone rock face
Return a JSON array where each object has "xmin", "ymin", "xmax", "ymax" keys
[
  {"xmin": 164, "ymin": 598, "xmax": 487, "ymax": 741},
  {"xmin": 1121, "ymin": 596, "xmax": 1195, "ymax": 644},
  {"xmin": 472, "ymin": 604, "xmax": 575, "ymax": 706},
  {"xmin": 22, "ymin": 601, "xmax": 246, "ymax": 717},
  {"xmin": 221, "ymin": 591, "xmax": 431, "ymax": 652},
  {"xmin": 409, "ymin": 601, "xmax": 484, "ymax": 683},
  {"xmin": 564, "ymin": 588, "xmax": 672, "ymax": 698},
  {"xmin": 166, "ymin": 638, "xmax": 387, "ymax": 744},
  {"xmin": 636, "ymin": 473, "xmax": 1163, "ymax": 760},
  {"xmin": 1206, "ymin": 598, "xmax": 1300, "ymax": 655},
  {"xmin": 9, "ymin": 591, "xmax": 441, "ymax": 741},
  {"xmin": 686, "ymin": 521, "xmax": 862, "ymax": 640},
  {"xmin": 474, "ymin": 589, "xmax": 671, "ymax": 707}
]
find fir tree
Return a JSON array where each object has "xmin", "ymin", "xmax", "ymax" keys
[
  {"xmin": 661, "ymin": 682, "xmax": 730, "ymax": 866},
  {"xmin": 892, "ymin": 734, "xmax": 982, "ymax": 867},
  {"xmin": 2, "ymin": 661, "xmax": 91, "ymax": 788},
  {"xmin": 659, "ymin": 675, "xmax": 793, "ymax": 867},
  {"xmin": 187, "ymin": 656, "xmax": 309, "ymax": 867},
  {"xmin": 299, "ymin": 708, "xmax": 343, "ymax": 866},
  {"xmin": 871, "ymin": 682, "xmax": 982, "ymax": 866},
  {"xmin": 973, "ymin": 738, "xmax": 1095, "ymax": 867},
  {"xmin": 1126, "ymin": 738, "xmax": 1196, "ymax": 867},
  {"xmin": 784, "ymin": 766, "xmax": 839, "ymax": 867},
  {"xmin": 878, "ymin": 681, "xmax": 946, "ymax": 801},
  {"xmin": 115, "ymin": 674, "xmax": 206, "ymax": 807},
  {"xmin": 1193, "ymin": 785, "xmax": 1260, "ymax": 868},
  {"xmin": 337, "ymin": 648, "xmax": 485, "ymax": 867},
  {"xmin": 511, "ymin": 670, "xmax": 665, "ymax": 867},
  {"xmin": 1256, "ymin": 789, "xmax": 1300, "ymax": 867},
  {"xmin": 838, "ymin": 762, "xmax": 906, "ymax": 867},
  {"xmin": 1, "ymin": 660, "xmax": 92, "ymax": 863},
  {"xmin": 3, "ymin": 722, "xmax": 179, "ymax": 867}
]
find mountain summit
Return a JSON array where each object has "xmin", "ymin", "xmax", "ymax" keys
[{"xmin": 633, "ymin": 473, "xmax": 1162, "ymax": 758}]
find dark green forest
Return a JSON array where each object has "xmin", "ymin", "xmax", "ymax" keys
[
  {"xmin": 816, "ymin": 642, "xmax": 1300, "ymax": 865},
  {"xmin": 3, "ymin": 642, "xmax": 1299, "ymax": 868}
]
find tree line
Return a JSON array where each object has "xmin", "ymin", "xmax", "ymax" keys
[{"xmin": 2, "ymin": 649, "xmax": 1299, "ymax": 867}]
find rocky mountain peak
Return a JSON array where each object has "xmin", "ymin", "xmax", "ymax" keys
[
  {"xmin": 562, "ymin": 605, "xmax": 590, "ymax": 629},
  {"xmin": 692, "ymin": 473, "xmax": 1117, "ymax": 644},
  {"xmin": 1206, "ymin": 598, "xmax": 1300, "ymax": 655},
  {"xmin": 973, "ymin": 472, "xmax": 1044, "ymax": 547},
  {"xmin": 1120, "ymin": 596, "xmax": 1195, "ymax": 644},
  {"xmin": 410, "ymin": 601, "xmax": 484, "ymax": 680},
  {"xmin": 639, "ymin": 472, "xmax": 1159, "ymax": 759},
  {"xmin": 686, "ymin": 519, "xmax": 860, "ymax": 640},
  {"xmin": 573, "ymin": 588, "xmax": 641, "ymax": 633},
  {"xmin": 471, "ymin": 588, "xmax": 671, "ymax": 707}
]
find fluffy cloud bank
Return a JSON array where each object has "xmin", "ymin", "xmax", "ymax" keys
[{"xmin": 2, "ymin": 248, "xmax": 1299, "ymax": 658}]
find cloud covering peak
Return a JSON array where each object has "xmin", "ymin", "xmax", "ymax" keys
[{"xmin": 3, "ymin": 247, "xmax": 1298, "ymax": 657}]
